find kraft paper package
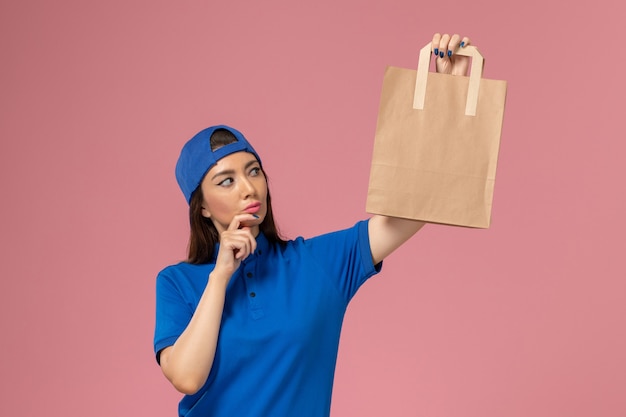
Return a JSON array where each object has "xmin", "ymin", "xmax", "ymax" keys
[{"xmin": 366, "ymin": 42, "xmax": 507, "ymax": 228}]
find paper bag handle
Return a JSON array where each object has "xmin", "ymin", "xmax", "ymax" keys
[{"xmin": 413, "ymin": 42, "xmax": 484, "ymax": 116}]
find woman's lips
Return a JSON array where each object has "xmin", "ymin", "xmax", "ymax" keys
[{"xmin": 244, "ymin": 202, "xmax": 261, "ymax": 214}]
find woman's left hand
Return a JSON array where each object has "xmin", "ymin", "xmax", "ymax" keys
[{"xmin": 432, "ymin": 33, "xmax": 471, "ymax": 76}]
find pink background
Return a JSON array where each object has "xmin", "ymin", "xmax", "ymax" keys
[{"xmin": 1, "ymin": 1, "xmax": 624, "ymax": 416}]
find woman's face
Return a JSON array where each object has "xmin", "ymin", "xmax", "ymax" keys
[{"xmin": 200, "ymin": 151, "xmax": 268, "ymax": 236}]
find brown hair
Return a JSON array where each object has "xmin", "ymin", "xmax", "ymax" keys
[{"xmin": 186, "ymin": 129, "xmax": 285, "ymax": 264}]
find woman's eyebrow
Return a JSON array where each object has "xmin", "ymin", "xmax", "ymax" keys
[{"xmin": 211, "ymin": 169, "xmax": 235, "ymax": 181}]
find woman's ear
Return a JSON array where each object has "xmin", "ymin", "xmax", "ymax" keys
[{"xmin": 201, "ymin": 206, "xmax": 211, "ymax": 219}]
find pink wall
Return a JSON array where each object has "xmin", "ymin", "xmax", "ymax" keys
[{"xmin": 1, "ymin": 1, "xmax": 624, "ymax": 416}]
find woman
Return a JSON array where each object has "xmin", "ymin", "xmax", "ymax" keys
[{"xmin": 155, "ymin": 33, "xmax": 472, "ymax": 417}]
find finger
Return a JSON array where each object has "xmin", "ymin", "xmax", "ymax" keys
[
  {"xmin": 227, "ymin": 213, "xmax": 259, "ymax": 231},
  {"xmin": 432, "ymin": 33, "xmax": 442, "ymax": 57},
  {"xmin": 460, "ymin": 36, "xmax": 470, "ymax": 48},
  {"xmin": 234, "ymin": 236, "xmax": 251, "ymax": 259},
  {"xmin": 439, "ymin": 34, "xmax": 451, "ymax": 59},
  {"xmin": 238, "ymin": 227, "xmax": 257, "ymax": 256},
  {"xmin": 238, "ymin": 214, "xmax": 261, "ymax": 229},
  {"xmin": 448, "ymin": 34, "xmax": 461, "ymax": 56},
  {"xmin": 227, "ymin": 215, "xmax": 243, "ymax": 231},
  {"xmin": 221, "ymin": 232, "xmax": 251, "ymax": 260},
  {"xmin": 214, "ymin": 236, "xmax": 242, "ymax": 273},
  {"xmin": 225, "ymin": 228, "xmax": 257, "ymax": 259}
]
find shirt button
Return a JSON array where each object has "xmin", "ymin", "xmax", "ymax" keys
[
  {"xmin": 247, "ymin": 272, "xmax": 253, "ymax": 278},
  {"xmin": 257, "ymin": 249, "xmax": 262, "ymax": 255},
  {"xmin": 249, "ymin": 292, "xmax": 256, "ymax": 298}
]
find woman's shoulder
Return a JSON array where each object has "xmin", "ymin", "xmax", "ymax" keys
[
  {"xmin": 282, "ymin": 219, "xmax": 370, "ymax": 251},
  {"xmin": 157, "ymin": 260, "xmax": 215, "ymax": 281}
]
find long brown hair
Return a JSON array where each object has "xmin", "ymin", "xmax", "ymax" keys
[{"xmin": 186, "ymin": 129, "xmax": 285, "ymax": 264}]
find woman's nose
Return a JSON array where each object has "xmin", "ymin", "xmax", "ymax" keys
[{"xmin": 239, "ymin": 177, "xmax": 255, "ymax": 197}]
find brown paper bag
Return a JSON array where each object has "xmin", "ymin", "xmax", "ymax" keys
[{"xmin": 366, "ymin": 42, "xmax": 507, "ymax": 228}]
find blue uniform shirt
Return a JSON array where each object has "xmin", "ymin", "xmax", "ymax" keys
[{"xmin": 154, "ymin": 220, "xmax": 381, "ymax": 417}]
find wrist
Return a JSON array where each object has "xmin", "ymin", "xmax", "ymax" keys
[{"xmin": 208, "ymin": 269, "xmax": 232, "ymax": 286}]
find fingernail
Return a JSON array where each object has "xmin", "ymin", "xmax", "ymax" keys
[
  {"xmin": 439, "ymin": 51, "xmax": 444, "ymax": 58},
  {"xmin": 252, "ymin": 214, "xmax": 259, "ymax": 218},
  {"xmin": 460, "ymin": 41, "xmax": 465, "ymax": 47},
  {"xmin": 447, "ymin": 50, "xmax": 452, "ymax": 57},
  {"xmin": 434, "ymin": 48, "xmax": 439, "ymax": 56}
]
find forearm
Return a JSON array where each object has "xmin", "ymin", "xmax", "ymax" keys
[
  {"xmin": 160, "ymin": 272, "xmax": 229, "ymax": 394},
  {"xmin": 368, "ymin": 215, "xmax": 426, "ymax": 265}
]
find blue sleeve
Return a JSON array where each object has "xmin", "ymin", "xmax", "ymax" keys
[
  {"xmin": 153, "ymin": 267, "xmax": 194, "ymax": 363},
  {"xmin": 302, "ymin": 219, "xmax": 382, "ymax": 303}
]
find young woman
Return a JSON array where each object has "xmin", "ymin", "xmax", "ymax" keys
[{"xmin": 155, "ymin": 33, "xmax": 472, "ymax": 417}]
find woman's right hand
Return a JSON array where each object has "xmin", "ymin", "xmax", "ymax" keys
[
  {"xmin": 159, "ymin": 213, "xmax": 259, "ymax": 394},
  {"xmin": 432, "ymin": 33, "xmax": 471, "ymax": 76},
  {"xmin": 212, "ymin": 214, "xmax": 258, "ymax": 279}
]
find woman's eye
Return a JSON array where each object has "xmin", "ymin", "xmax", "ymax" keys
[
  {"xmin": 250, "ymin": 167, "xmax": 261, "ymax": 176},
  {"xmin": 218, "ymin": 178, "xmax": 233, "ymax": 187}
]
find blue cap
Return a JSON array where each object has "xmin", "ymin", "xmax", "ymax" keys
[{"xmin": 175, "ymin": 125, "xmax": 262, "ymax": 204}]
